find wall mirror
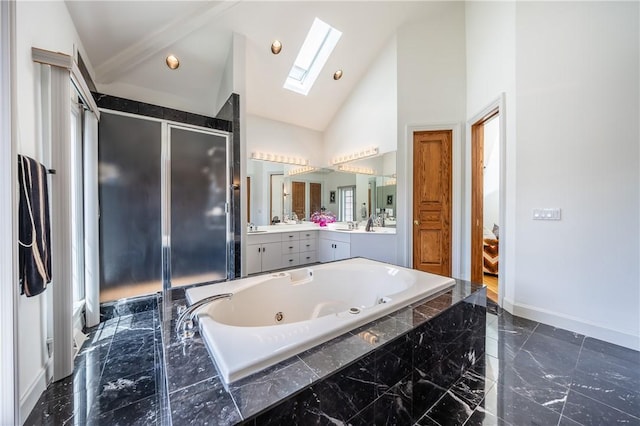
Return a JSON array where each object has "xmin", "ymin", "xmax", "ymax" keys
[{"xmin": 247, "ymin": 151, "xmax": 396, "ymax": 228}]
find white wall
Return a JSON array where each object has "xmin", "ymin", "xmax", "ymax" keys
[
  {"xmin": 15, "ymin": 0, "xmax": 92, "ymax": 420},
  {"xmin": 465, "ymin": 0, "xmax": 516, "ymax": 301},
  {"xmin": 246, "ymin": 114, "xmax": 323, "ymax": 164},
  {"xmin": 396, "ymin": 2, "xmax": 467, "ymax": 269},
  {"xmin": 512, "ymin": 2, "xmax": 639, "ymax": 349},
  {"xmin": 323, "ymin": 35, "xmax": 397, "ymax": 165}
]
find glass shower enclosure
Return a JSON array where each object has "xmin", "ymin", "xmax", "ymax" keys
[{"xmin": 98, "ymin": 112, "xmax": 230, "ymax": 301}]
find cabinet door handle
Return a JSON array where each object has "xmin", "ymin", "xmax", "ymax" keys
[
  {"xmin": 289, "ymin": 246, "xmax": 293, "ymax": 249},
  {"xmin": 258, "ymin": 247, "xmax": 261, "ymax": 253},
  {"xmin": 306, "ymin": 256, "xmax": 311, "ymax": 260},
  {"xmin": 289, "ymin": 235, "xmax": 294, "ymax": 238},
  {"xmin": 263, "ymin": 247, "xmax": 266, "ymax": 252},
  {"xmin": 289, "ymin": 259, "xmax": 293, "ymax": 262}
]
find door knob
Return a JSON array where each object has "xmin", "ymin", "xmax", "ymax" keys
[{"xmin": 414, "ymin": 220, "xmax": 419, "ymax": 225}]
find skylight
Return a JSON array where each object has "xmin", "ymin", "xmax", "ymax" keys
[{"xmin": 284, "ymin": 18, "xmax": 342, "ymax": 96}]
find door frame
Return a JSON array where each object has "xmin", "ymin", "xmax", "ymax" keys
[
  {"xmin": 402, "ymin": 123, "xmax": 463, "ymax": 277},
  {"xmin": 0, "ymin": 0, "xmax": 18, "ymax": 422},
  {"xmin": 465, "ymin": 94, "xmax": 507, "ymax": 305}
]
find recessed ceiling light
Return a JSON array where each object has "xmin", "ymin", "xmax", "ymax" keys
[
  {"xmin": 333, "ymin": 69, "xmax": 343, "ymax": 80},
  {"xmin": 165, "ymin": 54, "xmax": 180, "ymax": 70},
  {"xmin": 271, "ymin": 40, "xmax": 282, "ymax": 55}
]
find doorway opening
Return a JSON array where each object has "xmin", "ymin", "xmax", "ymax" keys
[{"xmin": 471, "ymin": 108, "xmax": 500, "ymax": 303}]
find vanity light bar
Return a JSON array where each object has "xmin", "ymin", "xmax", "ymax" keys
[
  {"xmin": 287, "ymin": 166, "xmax": 318, "ymax": 176},
  {"xmin": 251, "ymin": 152, "xmax": 310, "ymax": 166},
  {"xmin": 331, "ymin": 146, "xmax": 379, "ymax": 165},
  {"xmin": 337, "ymin": 164, "xmax": 376, "ymax": 175}
]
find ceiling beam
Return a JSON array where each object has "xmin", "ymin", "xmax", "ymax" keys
[{"xmin": 95, "ymin": 1, "xmax": 240, "ymax": 84}]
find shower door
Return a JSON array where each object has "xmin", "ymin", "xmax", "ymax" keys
[
  {"xmin": 98, "ymin": 112, "xmax": 231, "ymax": 301},
  {"xmin": 165, "ymin": 125, "xmax": 230, "ymax": 288},
  {"xmin": 98, "ymin": 112, "xmax": 163, "ymax": 301}
]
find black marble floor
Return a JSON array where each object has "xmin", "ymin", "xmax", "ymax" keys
[
  {"xmin": 419, "ymin": 307, "xmax": 640, "ymax": 426},
  {"xmin": 24, "ymin": 303, "xmax": 163, "ymax": 426},
  {"xmin": 25, "ymin": 302, "xmax": 639, "ymax": 425}
]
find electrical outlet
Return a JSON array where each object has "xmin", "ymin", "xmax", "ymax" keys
[{"xmin": 533, "ymin": 208, "xmax": 561, "ymax": 220}]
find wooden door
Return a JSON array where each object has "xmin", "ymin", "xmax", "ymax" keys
[
  {"xmin": 471, "ymin": 122, "xmax": 485, "ymax": 283},
  {"xmin": 471, "ymin": 108, "xmax": 499, "ymax": 283},
  {"xmin": 291, "ymin": 181, "xmax": 306, "ymax": 219},
  {"xmin": 310, "ymin": 182, "xmax": 321, "ymax": 216},
  {"xmin": 413, "ymin": 130, "xmax": 452, "ymax": 275}
]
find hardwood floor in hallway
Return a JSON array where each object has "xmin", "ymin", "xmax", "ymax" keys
[{"xmin": 483, "ymin": 273, "xmax": 498, "ymax": 302}]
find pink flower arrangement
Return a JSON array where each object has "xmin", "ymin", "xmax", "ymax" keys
[{"xmin": 310, "ymin": 209, "xmax": 336, "ymax": 227}]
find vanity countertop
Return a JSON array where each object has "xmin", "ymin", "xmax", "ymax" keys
[{"xmin": 247, "ymin": 223, "xmax": 396, "ymax": 235}]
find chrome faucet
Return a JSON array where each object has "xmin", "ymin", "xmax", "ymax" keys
[{"xmin": 175, "ymin": 293, "xmax": 233, "ymax": 334}]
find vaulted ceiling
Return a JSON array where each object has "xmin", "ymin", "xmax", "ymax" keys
[{"xmin": 65, "ymin": 1, "xmax": 437, "ymax": 131}]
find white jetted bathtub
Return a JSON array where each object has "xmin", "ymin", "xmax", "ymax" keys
[{"xmin": 185, "ymin": 258, "xmax": 455, "ymax": 384}]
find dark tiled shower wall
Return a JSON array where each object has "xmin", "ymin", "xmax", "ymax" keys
[
  {"xmin": 216, "ymin": 93, "xmax": 242, "ymax": 279},
  {"xmin": 93, "ymin": 92, "xmax": 232, "ymax": 132},
  {"xmin": 242, "ymin": 289, "xmax": 487, "ymax": 424}
]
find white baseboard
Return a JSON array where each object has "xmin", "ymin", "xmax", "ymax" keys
[
  {"xmin": 507, "ymin": 300, "xmax": 640, "ymax": 351},
  {"xmin": 502, "ymin": 297, "xmax": 515, "ymax": 314},
  {"xmin": 19, "ymin": 363, "xmax": 48, "ymax": 425}
]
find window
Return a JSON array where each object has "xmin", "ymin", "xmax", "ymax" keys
[
  {"xmin": 338, "ymin": 186, "xmax": 356, "ymax": 221},
  {"xmin": 284, "ymin": 18, "xmax": 342, "ymax": 96}
]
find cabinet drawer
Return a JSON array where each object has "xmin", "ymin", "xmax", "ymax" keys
[
  {"xmin": 299, "ymin": 239, "xmax": 317, "ymax": 253},
  {"xmin": 320, "ymin": 231, "xmax": 351, "ymax": 243},
  {"xmin": 299, "ymin": 231, "xmax": 317, "ymax": 241},
  {"xmin": 282, "ymin": 253, "xmax": 300, "ymax": 268},
  {"xmin": 281, "ymin": 232, "xmax": 300, "ymax": 242},
  {"xmin": 282, "ymin": 240, "xmax": 300, "ymax": 254},
  {"xmin": 247, "ymin": 233, "xmax": 282, "ymax": 245},
  {"xmin": 299, "ymin": 251, "xmax": 317, "ymax": 264}
]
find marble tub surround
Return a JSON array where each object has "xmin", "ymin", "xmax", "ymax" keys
[
  {"xmin": 100, "ymin": 293, "xmax": 159, "ymax": 322},
  {"xmin": 160, "ymin": 279, "xmax": 486, "ymax": 424},
  {"xmin": 24, "ymin": 298, "xmax": 165, "ymax": 425}
]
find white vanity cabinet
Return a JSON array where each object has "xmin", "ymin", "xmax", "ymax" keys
[
  {"xmin": 246, "ymin": 233, "xmax": 282, "ymax": 275},
  {"xmin": 247, "ymin": 229, "xmax": 318, "ymax": 275},
  {"xmin": 318, "ymin": 231, "xmax": 351, "ymax": 263},
  {"xmin": 299, "ymin": 231, "xmax": 318, "ymax": 264},
  {"xmin": 281, "ymin": 231, "xmax": 318, "ymax": 269}
]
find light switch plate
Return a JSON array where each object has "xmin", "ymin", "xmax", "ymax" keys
[{"xmin": 533, "ymin": 208, "xmax": 561, "ymax": 220}]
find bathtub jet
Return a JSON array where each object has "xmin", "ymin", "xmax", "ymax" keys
[{"xmin": 185, "ymin": 258, "xmax": 456, "ymax": 384}]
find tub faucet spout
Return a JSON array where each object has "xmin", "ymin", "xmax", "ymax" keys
[{"xmin": 175, "ymin": 293, "xmax": 233, "ymax": 334}]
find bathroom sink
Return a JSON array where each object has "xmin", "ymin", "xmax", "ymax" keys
[
  {"xmin": 334, "ymin": 228, "xmax": 355, "ymax": 232},
  {"xmin": 247, "ymin": 230, "xmax": 268, "ymax": 234}
]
